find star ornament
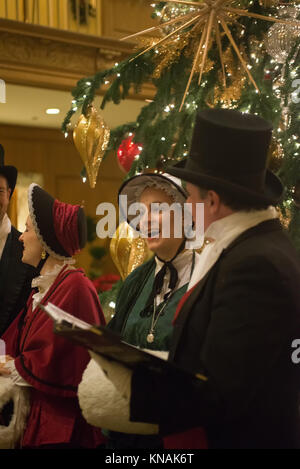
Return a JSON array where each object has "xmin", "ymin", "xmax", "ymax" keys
[{"xmin": 121, "ymin": 0, "xmax": 299, "ymax": 110}]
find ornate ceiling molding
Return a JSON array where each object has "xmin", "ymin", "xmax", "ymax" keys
[{"xmin": 0, "ymin": 19, "xmax": 154, "ymax": 99}]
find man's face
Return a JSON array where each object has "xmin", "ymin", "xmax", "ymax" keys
[
  {"xmin": 0, "ymin": 176, "xmax": 11, "ymax": 223},
  {"xmin": 186, "ymin": 182, "xmax": 215, "ymax": 232}
]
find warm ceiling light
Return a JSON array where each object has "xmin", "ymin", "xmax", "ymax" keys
[{"xmin": 46, "ymin": 108, "xmax": 60, "ymax": 115}]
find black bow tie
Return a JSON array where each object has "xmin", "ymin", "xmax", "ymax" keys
[
  {"xmin": 140, "ymin": 240, "xmax": 186, "ymax": 318},
  {"xmin": 153, "ymin": 260, "xmax": 178, "ymax": 299},
  {"xmin": 154, "ymin": 238, "xmax": 186, "ymax": 295}
]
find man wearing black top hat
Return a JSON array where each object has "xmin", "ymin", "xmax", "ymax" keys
[
  {"xmin": 0, "ymin": 144, "xmax": 35, "ymax": 336},
  {"xmin": 92, "ymin": 109, "xmax": 300, "ymax": 449}
]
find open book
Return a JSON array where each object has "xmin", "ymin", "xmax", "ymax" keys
[{"xmin": 39, "ymin": 302, "xmax": 207, "ymax": 381}]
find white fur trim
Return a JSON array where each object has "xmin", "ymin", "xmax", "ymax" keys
[
  {"xmin": 0, "ymin": 377, "xmax": 30, "ymax": 449},
  {"xmin": 78, "ymin": 359, "xmax": 159, "ymax": 435},
  {"xmin": 90, "ymin": 352, "xmax": 132, "ymax": 400},
  {"xmin": 28, "ymin": 183, "xmax": 73, "ymax": 261}
]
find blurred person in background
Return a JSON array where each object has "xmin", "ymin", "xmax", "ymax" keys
[{"xmin": 0, "ymin": 144, "xmax": 35, "ymax": 337}]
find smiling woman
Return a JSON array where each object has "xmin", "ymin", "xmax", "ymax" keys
[
  {"xmin": 78, "ymin": 172, "xmax": 207, "ymax": 449},
  {"xmin": 19, "ymin": 216, "xmax": 43, "ymax": 267},
  {"xmin": 138, "ymin": 186, "xmax": 184, "ymax": 261},
  {"xmin": 112, "ymin": 172, "xmax": 190, "ymax": 351}
]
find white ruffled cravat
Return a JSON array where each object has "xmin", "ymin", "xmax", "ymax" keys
[
  {"xmin": 31, "ymin": 261, "xmax": 74, "ymax": 311},
  {"xmin": 188, "ymin": 206, "xmax": 278, "ymax": 290}
]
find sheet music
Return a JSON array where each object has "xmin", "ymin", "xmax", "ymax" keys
[
  {"xmin": 39, "ymin": 302, "xmax": 92, "ymax": 330},
  {"xmin": 39, "ymin": 302, "xmax": 205, "ymax": 381}
]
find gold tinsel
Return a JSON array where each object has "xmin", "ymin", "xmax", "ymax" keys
[
  {"xmin": 278, "ymin": 207, "xmax": 292, "ymax": 229},
  {"xmin": 267, "ymin": 136, "xmax": 284, "ymax": 173},
  {"xmin": 153, "ymin": 33, "xmax": 190, "ymax": 79},
  {"xmin": 213, "ymin": 46, "xmax": 247, "ymax": 106},
  {"xmin": 186, "ymin": 26, "xmax": 215, "ymax": 75},
  {"xmin": 137, "ymin": 35, "xmax": 190, "ymax": 79}
]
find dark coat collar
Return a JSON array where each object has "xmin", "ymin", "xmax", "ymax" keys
[
  {"xmin": 169, "ymin": 218, "xmax": 283, "ymax": 360},
  {"xmin": 221, "ymin": 218, "xmax": 282, "ymax": 256}
]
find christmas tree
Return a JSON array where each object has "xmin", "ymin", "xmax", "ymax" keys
[{"xmin": 62, "ymin": 0, "xmax": 300, "ymax": 250}]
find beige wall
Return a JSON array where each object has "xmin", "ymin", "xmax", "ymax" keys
[
  {"xmin": 102, "ymin": 0, "xmax": 157, "ymax": 39},
  {"xmin": 0, "ymin": 0, "xmax": 159, "ymax": 276},
  {"xmin": 0, "ymin": 123, "xmax": 124, "ymax": 276}
]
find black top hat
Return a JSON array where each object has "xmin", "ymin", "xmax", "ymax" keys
[
  {"xmin": 0, "ymin": 144, "xmax": 17, "ymax": 197},
  {"xmin": 167, "ymin": 109, "xmax": 283, "ymax": 206},
  {"xmin": 28, "ymin": 184, "xmax": 87, "ymax": 260}
]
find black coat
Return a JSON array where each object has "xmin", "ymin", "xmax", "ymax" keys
[
  {"xmin": 130, "ymin": 219, "xmax": 300, "ymax": 448},
  {"xmin": 0, "ymin": 226, "xmax": 35, "ymax": 336}
]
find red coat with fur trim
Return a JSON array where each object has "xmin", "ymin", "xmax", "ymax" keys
[{"xmin": 2, "ymin": 266, "xmax": 106, "ymax": 448}]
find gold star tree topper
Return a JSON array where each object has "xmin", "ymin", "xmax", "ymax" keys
[{"xmin": 121, "ymin": 0, "xmax": 299, "ymax": 110}]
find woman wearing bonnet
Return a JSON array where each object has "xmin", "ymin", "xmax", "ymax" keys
[
  {"xmin": 78, "ymin": 172, "xmax": 207, "ymax": 449},
  {"xmin": 0, "ymin": 183, "xmax": 106, "ymax": 449}
]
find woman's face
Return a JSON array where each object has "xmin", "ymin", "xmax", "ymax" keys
[
  {"xmin": 139, "ymin": 187, "xmax": 184, "ymax": 259},
  {"xmin": 19, "ymin": 216, "xmax": 43, "ymax": 267}
]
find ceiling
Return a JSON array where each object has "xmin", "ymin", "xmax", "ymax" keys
[{"xmin": 0, "ymin": 83, "xmax": 145, "ymax": 130}]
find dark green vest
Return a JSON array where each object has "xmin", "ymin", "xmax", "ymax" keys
[
  {"xmin": 122, "ymin": 277, "xmax": 188, "ymax": 351},
  {"xmin": 109, "ymin": 253, "xmax": 195, "ymax": 351}
]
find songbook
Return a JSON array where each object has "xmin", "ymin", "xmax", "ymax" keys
[{"xmin": 39, "ymin": 302, "xmax": 208, "ymax": 381}]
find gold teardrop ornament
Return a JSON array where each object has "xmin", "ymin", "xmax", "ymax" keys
[
  {"xmin": 73, "ymin": 105, "xmax": 110, "ymax": 188},
  {"xmin": 110, "ymin": 221, "xmax": 153, "ymax": 280}
]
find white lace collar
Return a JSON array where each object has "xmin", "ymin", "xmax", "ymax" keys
[
  {"xmin": 32, "ymin": 260, "xmax": 75, "ymax": 293},
  {"xmin": 31, "ymin": 261, "xmax": 75, "ymax": 311},
  {"xmin": 32, "ymin": 263, "xmax": 64, "ymax": 293}
]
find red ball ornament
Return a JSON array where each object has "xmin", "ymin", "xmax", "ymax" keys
[
  {"xmin": 264, "ymin": 72, "xmax": 272, "ymax": 80},
  {"xmin": 117, "ymin": 135, "xmax": 143, "ymax": 173}
]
